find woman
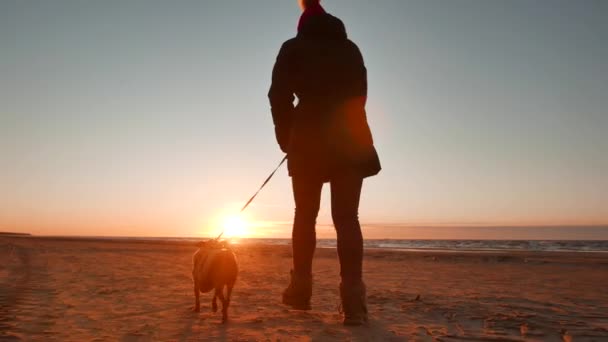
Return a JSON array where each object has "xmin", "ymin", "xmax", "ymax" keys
[{"xmin": 268, "ymin": 0, "xmax": 381, "ymax": 326}]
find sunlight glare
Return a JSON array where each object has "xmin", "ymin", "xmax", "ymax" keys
[{"xmin": 222, "ymin": 215, "xmax": 249, "ymax": 238}]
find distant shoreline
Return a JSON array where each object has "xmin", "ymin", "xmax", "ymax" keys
[
  {"xmin": 2, "ymin": 234, "xmax": 607, "ymax": 253},
  {"xmin": 0, "ymin": 232, "xmax": 31, "ymax": 236}
]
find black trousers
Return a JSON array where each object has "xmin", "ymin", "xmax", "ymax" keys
[{"xmin": 291, "ymin": 174, "xmax": 364, "ymax": 284}]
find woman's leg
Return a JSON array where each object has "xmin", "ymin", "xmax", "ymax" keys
[
  {"xmin": 291, "ymin": 176, "xmax": 323, "ymax": 277},
  {"xmin": 331, "ymin": 174, "xmax": 367, "ymax": 324},
  {"xmin": 330, "ymin": 174, "xmax": 363, "ymax": 284},
  {"xmin": 282, "ymin": 176, "xmax": 323, "ymax": 309}
]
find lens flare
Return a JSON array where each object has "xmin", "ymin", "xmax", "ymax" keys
[{"xmin": 222, "ymin": 215, "xmax": 249, "ymax": 238}]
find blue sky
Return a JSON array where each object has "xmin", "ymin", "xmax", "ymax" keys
[{"xmin": 1, "ymin": 0, "xmax": 607, "ymax": 237}]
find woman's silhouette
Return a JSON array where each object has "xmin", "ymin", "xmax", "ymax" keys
[{"xmin": 268, "ymin": 0, "xmax": 380, "ymax": 325}]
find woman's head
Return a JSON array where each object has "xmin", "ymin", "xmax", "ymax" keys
[
  {"xmin": 299, "ymin": 0, "xmax": 321, "ymax": 11},
  {"xmin": 297, "ymin": 0, "xmax": 326, "ymax": 32}
]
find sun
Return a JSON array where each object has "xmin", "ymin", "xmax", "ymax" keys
[{"xmin": 221, "ymin": 215, "xmax": 249, "ymax": 238}]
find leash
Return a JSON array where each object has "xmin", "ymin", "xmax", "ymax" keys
[
  {"xmin": 211, "ymin": 155, "xmax": 286, "ymax": 240},
  {"xmin": 240, "ymin": 155, "xmax": 287, "ymax": 212}
]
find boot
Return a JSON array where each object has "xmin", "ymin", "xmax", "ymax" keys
[
  {"xmin": 282, "ymin": 270, "xmax": 312, "ymax": 310},
  {"xmin": 339, "ymin": 281, "xmax": 368, "ymax": 326}
]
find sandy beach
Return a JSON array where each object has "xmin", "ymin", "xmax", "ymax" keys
[{"xmin": 1, "ymin": 236, "xmax": 607, "ymax": 341}]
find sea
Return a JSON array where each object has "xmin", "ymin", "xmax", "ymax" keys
[
  {"xmin": 12, "ymin": 226, "xmax": 608, "ymax": 253},
  {"xmin": 67, "ymin": 236, "xmax": 608, "ymax": 253}
]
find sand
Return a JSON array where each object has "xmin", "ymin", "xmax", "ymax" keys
[{"xmin": 1, "ymin": 236, "xmax": 607, "ymax": 341}]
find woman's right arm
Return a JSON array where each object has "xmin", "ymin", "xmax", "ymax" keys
[{"xmin": 268, "ymin": 41, "xmax": 296, "ymax": 153}]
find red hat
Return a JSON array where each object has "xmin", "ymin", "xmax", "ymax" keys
[{"xmin": 297, "ymin": 1, "xmax": 326, "ymax": 32}]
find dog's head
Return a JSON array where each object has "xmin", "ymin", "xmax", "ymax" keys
[
  {"xmin": 195, "ymin": 239, "xmax": 228, "ymax": 250},
  {"xmin": 195, "ymin": 231, "xmax": 229, "ymax": 250}
]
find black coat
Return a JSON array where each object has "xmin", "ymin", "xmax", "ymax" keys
[{"xmin": 268, "ymin": 13, "xmax": 381, "ymax": 181}]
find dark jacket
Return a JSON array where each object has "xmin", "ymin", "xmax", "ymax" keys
[{"xmin": 268, "ymin": 13, "xmax": 381, "ymax": 181}]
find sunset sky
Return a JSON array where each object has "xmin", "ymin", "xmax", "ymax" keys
[{"xmin": 1, "ymin": 1, "xmax": 607, "ymax": 238}]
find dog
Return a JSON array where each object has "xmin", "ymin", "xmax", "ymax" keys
[{"xmin": 192, "ymin": 238, "xmax": 238, "ymax": 323}]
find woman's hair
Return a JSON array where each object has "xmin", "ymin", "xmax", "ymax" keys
[{"xmin": 299, "ymin": 0, "xmax": 321, "ymax": 10}]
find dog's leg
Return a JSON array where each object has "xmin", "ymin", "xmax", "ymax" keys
[
  {"xmin": 193, "ymin": 281, "xmax": 200, "ymax": 312},
  {"xmin": 226, "ymin": 282, "xmax": 233, "ymax": 317},
  {"xmin": 215, "ymin": 285, "xmax": 228, "ymax": 323},
  {"xmin": 212, "ymin": 289, "xmax": 218, "ymax": 313}
]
